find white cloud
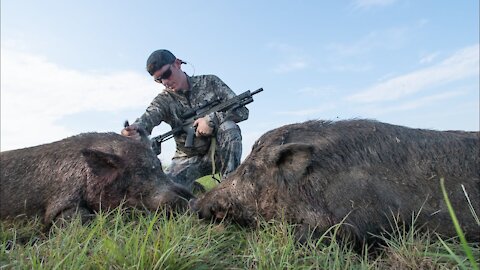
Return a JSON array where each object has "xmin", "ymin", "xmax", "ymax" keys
[
  {"xmin": 369, "ymin": 90, "xmax": 465, "ymax": 115},
  {"xmin": 331, "ymin": 63, "xmax": 373, "ymax": 73},
  {"xmin": 419, "ymin": 51, "xmax": 440, "ymax": 64},
  {"xmin": 295, "ymin": 86, "xmax": 339, "ymax": 98},
  {"xmin": 389, "ymin": 91, "xmax": 463, "ymax": 111},
  {"xmin": 347, "ymin": 44, "xmax": 479, "ymax": 103},
  {"xmin": 273, "ymin": 60, "xmax": 307, "ymax": 73},
  {"xmin": 352, "ymin": 0, "xmax": 397, "ymax": 9},
  {"xmin": 267, "ymin": 42, "xmax": 308, "ymax": 73},
  {"xmin": 275, "ymin": 103, "xmax": 337, "ymax": 117},
  {"xmin": 1, "ymin": 45, "xmax": 157, "ymax": 150},
  {"xmin": 327, "ymin": 27, "xmax": 408, "ymax": 57}
]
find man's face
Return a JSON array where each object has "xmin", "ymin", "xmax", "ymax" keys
[{"xmin": 153, "ymin": 61, "xmax": 182, "ymax": 91}]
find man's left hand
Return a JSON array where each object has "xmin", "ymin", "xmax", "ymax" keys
[{"xmin": 193, "ymin": 117, "xmax": 214, "ymax": 137}]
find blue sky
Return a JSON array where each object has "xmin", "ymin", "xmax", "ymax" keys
[{"xmin": 1, "ymin": 0, "xmax": 479, "ymax": 163}]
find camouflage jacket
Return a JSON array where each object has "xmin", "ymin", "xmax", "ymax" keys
[{"xmin": 134, "ymin": 74, "xmax": 249, "ymax": 157}]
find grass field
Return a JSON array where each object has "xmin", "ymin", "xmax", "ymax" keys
[{"xmin": 1, "ymin": 177, "xmax": 478, "ymax": 269}]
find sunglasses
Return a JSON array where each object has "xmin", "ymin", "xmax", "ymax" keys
[{"xmin": 154, "ymin": 64, "xmax": 172, "ymax": 83}]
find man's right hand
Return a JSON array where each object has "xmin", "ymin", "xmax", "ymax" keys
[{"xmin": 121, "ymin": 124, "xmax": 142, "ymax": 140}]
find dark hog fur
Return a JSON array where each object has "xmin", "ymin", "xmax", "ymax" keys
[
  {"xmin": 192, "ymin": 119, "xmax": 480, "ymax": 244},
  {"xmin": 0, "ymin": 132, "xmax": 194, "ymax": 227}
]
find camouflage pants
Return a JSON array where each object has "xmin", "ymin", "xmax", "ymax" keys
[{"xmin": 165, "ymin": 121, "xmax": 242, "ymax": 191}]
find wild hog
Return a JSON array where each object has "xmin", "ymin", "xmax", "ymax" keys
[
  {"xmin": 192, "ymin": 119, "xmax": 480, "ymax": 244},
  {"xmin": 0, "ymin": 132, "xmax": 194, "ymax": 227}
]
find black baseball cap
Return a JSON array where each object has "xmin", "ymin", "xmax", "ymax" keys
[{"xmin": 146, "ymin": 49, "xmax": 176, "ymax": 76}]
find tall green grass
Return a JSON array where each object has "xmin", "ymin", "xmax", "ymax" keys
[
  {"xmin": 439, "ymin": 177, "xmax": 479, "ymax": 270},
  {"xmin": 2, "ymin": 209, "xmax": 477, "ymax": 269},
  {"xmin": 1, "ymin": 176, "xmax": 478, "ymax": 269}
]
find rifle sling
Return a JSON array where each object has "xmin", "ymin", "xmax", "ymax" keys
[{"xmin": 209, "ymin": 137, "xmax": 221, "ymax": 183}]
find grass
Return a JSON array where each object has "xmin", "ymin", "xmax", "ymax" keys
[
  {"xmin": 1, "ymin": 177, "xmax": 479, "ymax": 269},
  {"xmin": 196, "ymin": 174, "xmax": 222, "ymax": 191},
  {"xmin": 440, "ymin": 177, "xmax": 479, "ymax": 270}
]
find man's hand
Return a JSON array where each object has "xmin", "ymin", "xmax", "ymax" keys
[
  {"xmin": 193, "ymin": 117, "xmax": 214, "ymax": 137},
  {"xmin": 121, "ymin": 124, "xmax": 142, "ymax": 140}
]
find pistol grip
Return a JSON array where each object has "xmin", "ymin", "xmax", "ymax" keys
[{"xmin": 184, "ymin": 126, "xmax": 196, "ymax": 148}]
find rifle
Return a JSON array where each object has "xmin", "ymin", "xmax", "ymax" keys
[{"xmin": 151, "ymin": 88, "xmax": 263, "ymax": 154}]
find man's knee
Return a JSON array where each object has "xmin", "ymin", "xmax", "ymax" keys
[
  {"xmin": 217, "ymin": 121, "xmax": 241, "ymax": 143},
  {"xmin": 165, "ymin": 158, "xmax": 194, "ymax": 188},
  {"xmin": 215, "ymin": 121, "xmax": 242, "ymax": 177},
  {"xmin": 218, "ymin": 121, "xmax": 239, "ymax": 132}
]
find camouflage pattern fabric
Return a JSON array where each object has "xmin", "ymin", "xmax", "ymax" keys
[
  {"xmin": 165, "ymin": 121, "xmax": 242, "ymax": 190},
  {"xmin": 134, "ymin": 74, "xmax": 248, "ymax": 190}
]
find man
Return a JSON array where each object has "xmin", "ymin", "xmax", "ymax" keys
[{"xmin": 122, "ymin": 49, "xmax": 248, "ymax": 191}]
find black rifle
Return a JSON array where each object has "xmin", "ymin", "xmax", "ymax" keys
[{"xmin": 151, "ymin": 88, "xmax": 263, "ymax": 154}]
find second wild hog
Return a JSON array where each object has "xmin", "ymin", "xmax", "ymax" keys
[{"xmin": 191, "ymin": 119, "xmax": 480, "ymax": 244}]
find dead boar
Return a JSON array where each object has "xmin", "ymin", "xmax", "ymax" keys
[
  {"xmin": 0, "ymin": 132, "xmax": 194, "ymax": 227},
  {"xmin": 191, "ymin": 119, "xmax": 480, "ymax": 244}
]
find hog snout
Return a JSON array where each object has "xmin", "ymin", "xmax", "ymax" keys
[
  {"xmin": 147, "ymin": 184, "xmax": 195, "ymax": 212},
  {"xmin": 188, "ymin": 197, "xmax": 215, "ymax": 220},
  {"xmin": 188, "ymin": 198, "xmax": 198, "ymax": 211},
  {"xmin": 189, "ymin": 196, "xmax": 239, "ymax": 224},
  {"xmin": 188, "ymin": 198, "xmax": 210, "ymax": 219},
  {"xmin": 169, "ymin": 183, "xmax": 195, "ymax": 202}
]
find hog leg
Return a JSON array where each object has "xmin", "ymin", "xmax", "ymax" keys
[
  {"xmin": 51, "ymin": 206, "xmax": 94, "ymax": 228},
  {"xmin": 45, "ymin": 198, "xmax": 94, "ymax": 228}
]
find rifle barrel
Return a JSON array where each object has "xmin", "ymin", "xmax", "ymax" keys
[{"xmin": 251, "ymin": 88, "xmax": 263, "ymax": 95}]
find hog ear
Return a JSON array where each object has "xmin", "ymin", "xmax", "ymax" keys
[
  {"xmin": 81, "ymin": 149, "xmax": 126, "ymax": 184},
  {"xmin": 270, "ymin": 143, "xmax": 315, "ymax": 181}
]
